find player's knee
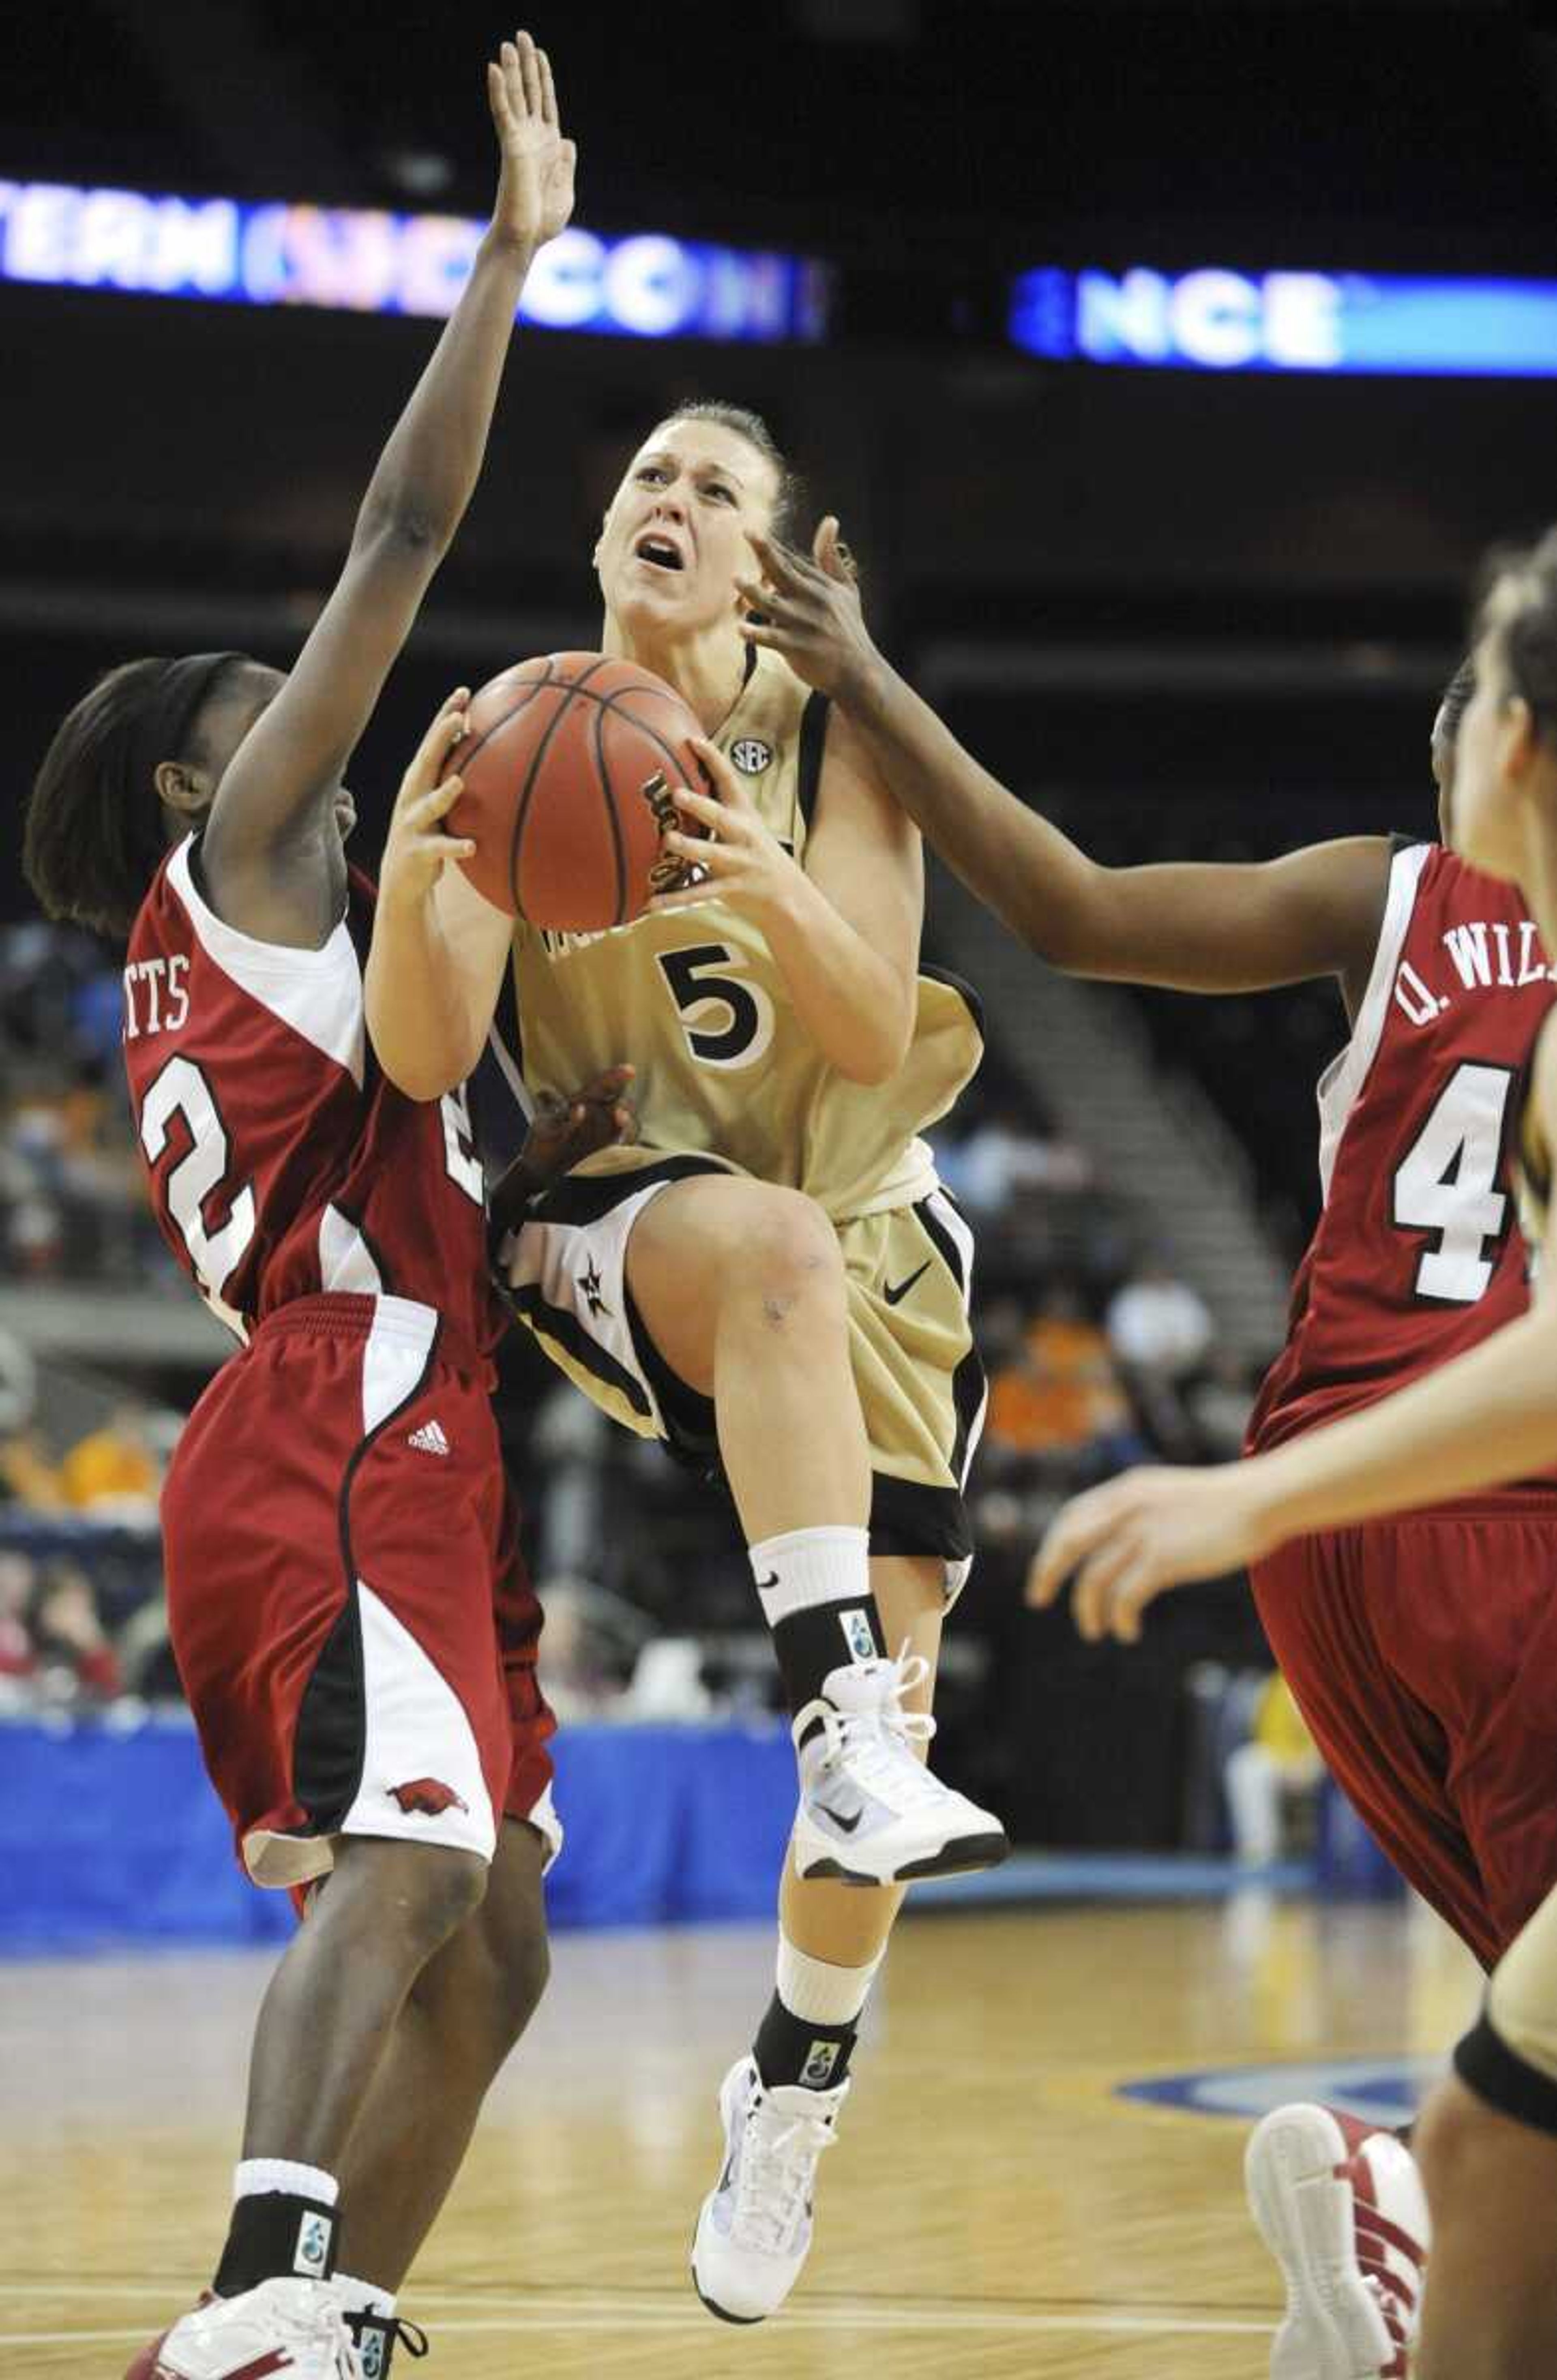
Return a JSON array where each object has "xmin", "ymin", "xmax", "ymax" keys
[
  {"xmin": 393, "ymin": 1843, "xmax": 491, "ymax": 1954},
  {"xmin": 725, "ymin": 1187, "xmax": 843, "ymax": 1321}
]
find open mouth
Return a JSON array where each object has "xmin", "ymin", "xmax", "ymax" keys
[{"xmin": 634, "ymin": 533, "xmax": 684, "ymax": 573}]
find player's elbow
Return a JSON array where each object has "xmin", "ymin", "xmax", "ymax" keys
[
  {"xmin": 354, "ymin": 492, "xmax": 448, "ymax": 567},
  {"xmin": 837, "ymin": 1004, "xmax": 915, "ymax": 1086},
  {"xmin": 368, "ymin": 1013, "xmax": 481, "ymax": 1104}
]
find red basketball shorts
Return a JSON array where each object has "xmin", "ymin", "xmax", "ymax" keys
[
  {"xmin": 1252, "ymin": 1497, "xmax": 1557, "ymax": 1970},
  {"xmin": 161, "ymin": 1293, "xmax": 556, "ymax": 1889}
]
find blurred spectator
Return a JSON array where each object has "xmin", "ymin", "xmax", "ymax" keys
[
  {"xmin": 984, "ymin": 1284, "xmax": 1147, "ymax": 1481},
  {"xmin": 1224, "ymin": 1673, "xmax": 1323, "ymax": 1865},
  {"xmin": 1105, "ymin": 1254, "xmax": 1214, "ymax": 1379},
  {"xmin": 58, "ymin": 1403, "xmax": 162, "ymax": 1518},
  {"xmin": 26, "ymin": 1558, "xmax": 123, "ymax": 1702},
  {"xmin": 0, "ymin": 1550, "xmax": 36, "ymax": 1682},
  {"xmin": 939, "ymin": 1102, "xmax": 1093, "ymax": 1220},
  {"xmin": 0, "ymin": 1429, "xmax": 65, "ymax": 1511}
]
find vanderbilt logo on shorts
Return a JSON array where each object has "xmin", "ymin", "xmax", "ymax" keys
[{"xmin": 729, "ymin": 737, "xmax": 773, "ymax": 775}]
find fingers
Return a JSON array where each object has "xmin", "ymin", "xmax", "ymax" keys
[
  {"xmin": 686, "ymin": 735, "xmax": 747, "ymax": 805},
  {"xmin": 744, "ymin": 527, "xmax": 812, "ymax": 590},
  {"xmin": 536, "ymin": 40, "xmax": 559, "ymax": 126},
  {"xmin": 578, "ymin": 1064, "xmax": 635, "ymax": 1100},
  {"xmin": 1027, "ymin": 1483, "xmax": 1123, "ymax": 1607},
  {"xmin": 487, "ymin": 57, "xmax": 515, "ymax": 136},
  {"xmin": 814, "ymin": 515, "xmax": 856, "ymax": 583},
  {"xmin": 402, "ymin": 688, "xmax": 470, "ymax": 797},
  {"xmin": 515, "ymin": 29, "xmax": 543, "ymax": 117},
  {"xmin": 1071, "ymin": 1531, "xmax": 1147, "ymax": 1643}
]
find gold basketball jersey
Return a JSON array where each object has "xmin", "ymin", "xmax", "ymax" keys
[{"xmin": 506, "ymin": 647, "xmax": 982, "ymax": 1221}]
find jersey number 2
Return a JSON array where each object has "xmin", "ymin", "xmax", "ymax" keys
[
  {"xmin": 1392, "ymin": 1061, "xmax": 1514, "ymax": 1304},
  {"xmin": 139, "ymin": 1054, "xmax": 256, "ymax": 1331}
]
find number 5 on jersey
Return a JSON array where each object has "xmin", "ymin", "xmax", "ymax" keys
[{"xmin": 657, "ymin": 943, "xmax": 775, "ymax": 1070}]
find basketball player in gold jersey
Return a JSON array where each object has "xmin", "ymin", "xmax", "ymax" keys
[{"xmin": 365, "ymin": 402, "xmax": 1005, "ymax": 2322}]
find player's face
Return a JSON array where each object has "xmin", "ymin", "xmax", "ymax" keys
[
  {"xmin": 197, "ymin": 664, "xmax": 357, "ymax": 839},
  {"xmin": 596, "ymin": 419, "xmax": 779, "ymax": 641}
]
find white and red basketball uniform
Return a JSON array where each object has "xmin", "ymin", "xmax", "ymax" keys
[
  {"xmin": 125, "ymin": 836, "xmax": 556, "ymax": 1888},
  {"xmin": 1247, "ymin": 841, "xmax": 1557, "ymax": 1964}
]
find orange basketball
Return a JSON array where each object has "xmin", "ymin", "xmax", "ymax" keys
[{"xmin": 446, "ymin": 652, "xmax": 707, "ymax": 929}]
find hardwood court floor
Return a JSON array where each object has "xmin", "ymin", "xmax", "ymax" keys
[{"xmin": 0, "ymin": 1897, "xmax": 1481, "ymax": 2378}]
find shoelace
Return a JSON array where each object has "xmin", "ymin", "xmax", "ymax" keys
[
  {"xmin": 796, "ymin": 1645, "xmax": 941, "ymax": 1805},
  {"xmin": 732, "ymin": 2088, "xmax": 838, "ymax": 2255}
]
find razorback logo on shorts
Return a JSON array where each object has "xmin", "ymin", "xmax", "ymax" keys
[{"xmin": 389, "ymin": 1777, "xmax": 469, "ymax": 1818}]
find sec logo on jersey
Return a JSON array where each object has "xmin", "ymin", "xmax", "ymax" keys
[{"xmin": 729, "ymin": 737, "xmax": 773, "ymax": 775}]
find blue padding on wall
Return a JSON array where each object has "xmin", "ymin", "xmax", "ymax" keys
[{"xmin": 0, "ymin": 1713, "xmax": 798, "ymax": 1954}]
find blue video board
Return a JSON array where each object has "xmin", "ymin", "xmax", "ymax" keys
[
  {"xmin": 1011, "ymin": 265, "xmax": 1557, "ymax": 378},
  {"xmin": 0, "ymin": 179, "xmax": 829, "ymax": 345}
]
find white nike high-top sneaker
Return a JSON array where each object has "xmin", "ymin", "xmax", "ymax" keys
[
  {"xmin": 790, "ymin": 1647, "xmax": 1008, "ymax": 1885},
  {"xmin": 691, "ymin": 2054, "xmax": 847, "ymax": 2322}
]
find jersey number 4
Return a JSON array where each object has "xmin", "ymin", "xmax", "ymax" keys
[{"xmin": 1392, "ymin": 1061, "xmax": 1516, "ymax": 1304}]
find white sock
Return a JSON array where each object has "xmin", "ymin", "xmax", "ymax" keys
[
  {"xmin": 749, "ymin": 1525, "xmax": 872, "ymax": 1632},
  {"xmin": 333, "ymin": 2272, "xmax": 397, "ymax": 2319},
  {"xmin": 232, "ymin": 2158, "xmax": 339, "ymax": 2207},
  {"xmin": 776, "ymin": 1931, "xmax": 885, "ymax": 2027}
]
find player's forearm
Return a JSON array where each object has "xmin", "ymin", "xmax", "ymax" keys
[
  {"xmin": 759, "ymin": 874, "xmax": 915, "ymax": 1085},
  {"xmin": 365, "ymin": 890, "xmax": 485, "ymax": 1100},
  {"xmin": 1244, "ymin": 1307, "xmax": 1557, "ymax": 1548},
  {"xmin": 839, "ymin": 657, "xmax": 1109, "ymax": 964},
  {"xmin": 355, "ymin": 228, "xmax": 536, "ymax": 557}
]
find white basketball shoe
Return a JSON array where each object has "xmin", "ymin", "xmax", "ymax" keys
[
  {"xmin": 1245, "ymin": 2103, "xmax": 1430, "ymax": 2380},
  {"xmin": 790, "ymin": 1648, "xmax": 1009, "ymax": 1885},
  {"xmin": 152, "ymin": 2277, "xmax": 364, "ymax": 2379},
  {"xmin": 691, "ymin": 2053, "xmax": 847, "ymax": 2322}
]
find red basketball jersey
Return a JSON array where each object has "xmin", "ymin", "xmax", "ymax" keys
[
  {"xmin": 123, "ymin": 836, "xmax": 502, "ymax": 1355},
  {"xmin": 1248, "ymin": 841, "xmax": 1557, "ymax": 1475}
]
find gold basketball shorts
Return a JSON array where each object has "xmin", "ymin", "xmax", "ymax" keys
[{"xmin": 498, "ymin": 1147, "xmax": 986, "ymax": 1599}]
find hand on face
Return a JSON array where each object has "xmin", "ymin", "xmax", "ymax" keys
[{"xmin": 736, "ymin": 516, "xmax": 881, "ymax": 709}]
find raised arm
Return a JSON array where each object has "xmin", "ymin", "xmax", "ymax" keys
[
  {"xmin": 201, "ymin": 32, "xmax": 575, "ymax": 947},
  {"xmin": 739, "ymin": 524, "xmax": 1393, "ymax": 1009}
]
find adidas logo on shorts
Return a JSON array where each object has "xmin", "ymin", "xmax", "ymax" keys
[{"xmin": 407, "ymin": 1419, "xmax": 451, "ymax": 1456}]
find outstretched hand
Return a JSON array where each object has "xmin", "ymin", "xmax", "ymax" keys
[
  {"xmin": 487, "ymin": 30, "xmax": 576, "ymax": 253},
  {"xmin": 736, "ymin": 517, "xmax": 883, "ymax": 711},
  {"xmin": 1026, "ymin": 1462, "xmax": 1275, "ymax": 1643}
]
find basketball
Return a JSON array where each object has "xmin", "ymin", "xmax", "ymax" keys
[{"xmin": 447, "ymin": 652, "xmax": 708, "ymax": 929}]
